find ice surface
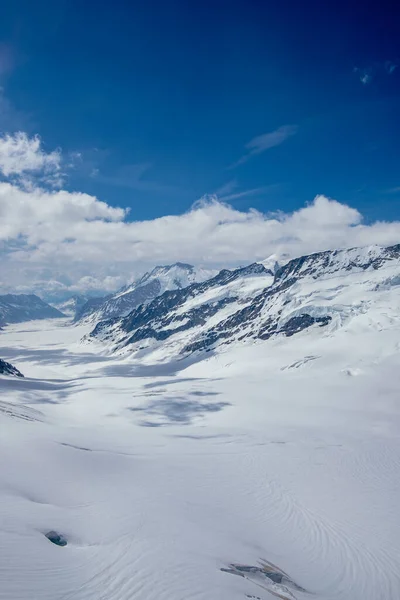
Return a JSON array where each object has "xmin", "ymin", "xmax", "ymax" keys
[{"xmin": 0, "ymin": 312, "xmax": 400, "ymax": 599}]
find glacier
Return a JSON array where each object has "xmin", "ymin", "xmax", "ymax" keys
[{"xmin": 0, "ymin": 244, "xmax": 400, "ymax": 600}]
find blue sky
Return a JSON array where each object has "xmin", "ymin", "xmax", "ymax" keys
[
  {"xmin": 1, "ymin": 1, "xmax": 400, "ymax": 298},
  {"xmin": 1, "ymin": 0, "xmax": 400, "ymax": 221}
]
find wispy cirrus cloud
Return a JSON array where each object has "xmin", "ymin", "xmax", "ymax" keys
[
  {"xmin": 229, "ymin": 125, "xmax": 297, "ymax": 168},
  {"xmin": 214, "ymin": 179, "xmax": 281, "ymax": 202},
  {"xmin": 213, "ymin": 179, "xmax": 239, "ymax": 197},
  {"xmin": 354, "ymin": 60, "xmax": 398, "ymax": 85}
]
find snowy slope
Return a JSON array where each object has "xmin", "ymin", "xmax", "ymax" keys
[
  {"xmin": 0, "ymin": 294, "xmax": 65, "ymax": 326},
  {"xmin": 1, "ymin": 243, "xmax": 400, "ymax": 600},
  {"xmin": 0, "ymin": 294, "xmax": 400, "ymax": 599},
  {"xmin": 75, "ymin": 263, "xmax": 216, "ymax": 324},
  {"xmin": 87, "ymin": 244, "xmax": 400, "ymax": 362},
  {"xmin": 87, "ymin": 262, "xmax": 274, "ymax": 356}
]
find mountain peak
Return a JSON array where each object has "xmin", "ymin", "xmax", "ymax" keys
[
  {"xmin": 87, "ymin": 243, "xmax": 400, "ymax": 362},
  {"xmin": 152, "ymin": 262, "xmax": 195, "ymax": 272},
  {"xmin": 75, "ymin": 263, "xmax": 217, "ymax": 324}
]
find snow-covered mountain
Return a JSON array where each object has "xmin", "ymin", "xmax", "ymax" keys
[
  {"xmin": 0, "ymin": 358, "xmax": 23, "ymax": 377},
  {"xmin": 2, "ymin": 245, "xmax": 400, "ymax": 600},
  {"xmin": 75, "ymin": 263, "xmax": 216, "ymax": 324},
  {"xmin": 86, "ymin": 262, "xmax": 273, "ymax": 352},
  {"xmin": 52, "ymin": 295, "xmax": 89, "ymax": 318},
  {"xmin": 259, "ymin": 252, "xmax": 286, "ymax": 273},
  {"xmin": 87, "ymin": 244, "xmax": 400, "ymax": 361},
  {"xmin": 73, "ymin": 295, "xmax": 110, "ymax": 323},
  {"xmin": 0, "ymin": 294, "xmax": 65, "ymax": 327}
]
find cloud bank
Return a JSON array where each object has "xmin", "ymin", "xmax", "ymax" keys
[
  {"xmin": 1, "ymin": 173, "xmax": 400, "ymax": 298},
  {"xmin": 0, "ymin": 132, "xmax": 62, "ymax": 188}
]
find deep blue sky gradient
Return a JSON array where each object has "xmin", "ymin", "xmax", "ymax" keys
[{"xmin": 1, "ymin": 0, "xmax": 400, "ymax": 221}]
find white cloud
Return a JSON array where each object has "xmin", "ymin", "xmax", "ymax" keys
[
  {"xmin": 230, "ymin": 125, "xmax": 297, "ymax": 168},
  {"xmin": 355, "ymin": 61, "xmax": 398, "ymax": 85},
  {"xmin": 1, "ymin": 178, "xmax": 400, "ymax": 298},
  {"xmin": 0, "ymin": 132, "xmax": 62, "ymax": 187}
]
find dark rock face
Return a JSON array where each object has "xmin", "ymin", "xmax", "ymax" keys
[
  {"xmin": 0, "ymin": 294, "xmax": 65, "ymax": 326},
  {"xmin": 180, "ymin": 245, "xmax": 400, "ymax": 354},
  {"xmin": 45, "ymin": 531, "xmax": 67, "ymax": 547},
  {"xmin": 89, "ymin": 263, "xmax": 272, "ymax": 345},
  {"xmin": 0, "ymin": 359, "xmax": 24, "ymax": 377},
  {"xmin": 275, "ymin": 243, "xmax": 400, "ymax": 284},
  {"xmin": 90, "ymin": 279, "xmax": 163, "ymax": 323},
  {"xmin": 280, "ymin": 314, "xmax": 332, "ymax": 336},
  {"xmin": 89, "ymin": 244, "xmax": 400, "ymax": 357},
  {"xmin": 221, "ymin": 560, "xmax": 307, "ymax": 595},
  {"xmin": 73, "ymin": 295, "xmax": 110, "ymax": 322}
]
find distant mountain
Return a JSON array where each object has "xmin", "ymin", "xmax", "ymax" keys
[
  {"xmin": 0, "ymin": 358, "xmax": 23, "ymax": 377},
  {"xmin": 73, "ymin": 294, "xmax": 112, "ymax": 323},
  {"xmin": 74, "ymin": 263, "xmax": 216, "ymax": 324},
  {"xmin": 0, "ymin": 294, "xmax": 65, "ymax": 327},
  {"xmin": 52, "ymin": 295, "xmax": 89, "ymax": 318},
  {"xmin": 86, "ymin": 262, "xmax": 273, "ymax": 354},
  {"xmin": 86, "ymin": 244, "xmax": 400, "ymax": 361}
]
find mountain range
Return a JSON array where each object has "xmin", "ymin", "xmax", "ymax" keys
[
  {"xmin": 74, "ymin": 263, "xmax": 215, "ymax": 323},
  {"xmin": 2, "ymin": 245, "xmax": 400, "ymax": 367},
  {"xmin": 86, "ymin": 244, "xmax": 400, "ymax": 362},
  {"xmin": 0, "ymin": 294, "xmax": 64, "ymax": 327},
  {"xmin": 1, "ymin": 243, "xmax": 400, "ymax": 600}
]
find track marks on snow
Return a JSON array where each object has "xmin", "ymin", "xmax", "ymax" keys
[
  {"xmin": 0, "ymin": 400, "xmax": 44, "ymax": 421},
  {"xmin": 281, "ymin": 356, "xmax": 319, "ymax": 371}
]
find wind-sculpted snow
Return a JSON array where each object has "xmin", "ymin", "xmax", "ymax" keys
[
  {"xmin": 1, "ymin": 313, "xmax": 400, "ymax": 600},
  {"xmin": 87, "ymin": 244, "xmax": 400, "ymax": 362}
]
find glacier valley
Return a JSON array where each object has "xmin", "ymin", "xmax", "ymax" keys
[{"xmin": 1, "ymin": 245, "xmax": 400, "ymax": 600}]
